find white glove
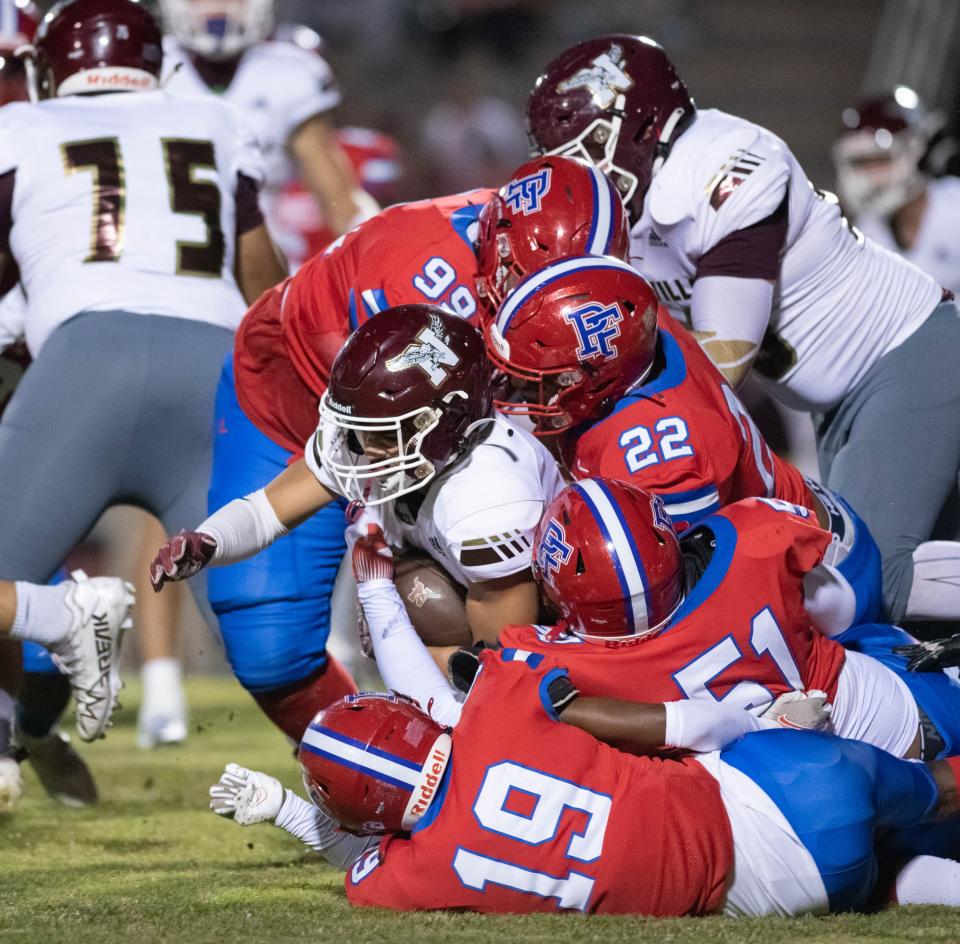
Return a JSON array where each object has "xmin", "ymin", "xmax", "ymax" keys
[
  {"xmin": 209, "ymin": 763, "xmax": 286, "ymax": 825},
  {"xmin": 759, "ymin": 690, "xmax": 833, "ymax": 731}
]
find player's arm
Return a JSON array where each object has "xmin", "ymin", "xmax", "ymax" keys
[
  {"xmin": 465, "ymin": 571, "xmax": 540, "ymax": 646},
  {"xmin": 209, "ymin": 763, "xmax": 378, "ymax": 870},
  {"xmin": 232, "ymin": 170, "xmax": 287, "ymax": 304},
  {"xmin": 288, "ymin": 115, "xmax": 378, "ymax": 238},
  {"xmin": 150, "ymin": 458, "xmax": 334, "ymax": 590},
  {"xmin": 689, "ymin": 193, "xmax": 789, "ymax": 388}
]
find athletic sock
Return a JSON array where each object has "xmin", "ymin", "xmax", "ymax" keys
[
  {"xmin": 895, "ymin": 855, "xmax": 960, "ymax": 905},
  {"xmin": 140, "ymin": 657, "xmax": 185, "ymax": 719},
  {"xmin": 9, "ymin": 582, "xmax": 71, "ymax": 647},
  {"xmin": 252, "ymin": 656, "xmax": 358, "ymax": 743},
  {"xmin": 15, "ymin": 672, "xmax": 72, "ymax": 739}
]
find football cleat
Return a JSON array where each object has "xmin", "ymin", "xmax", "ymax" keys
[
  {"xmin": 136, "ymin": 714, "xmax": 187, "ymax": 750},
  {"xmin": 50, "ymin": 570, "xmax": 134, "ymax": 742},
  {"xmin": 18, "ymin": 730, "xmax": 98, "ymax": 808},
  {"xmin": 0, "ymin": 755, "xmax": 24, "ymax": 813}
]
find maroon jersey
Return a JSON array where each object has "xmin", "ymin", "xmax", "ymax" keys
[
  {"xmin": 345, "ymin": 648, "xmax": 732, "ymax": 915},
  {"xmin": 567, "ymin": 314, "xmax": 814, "ymax": 530},
  {"xmin": 502, "ymin": 498, "xmax": 846, "ymax": 708},
  {"xmin": 233, "ymin": 189, "xmax": 491, "ymax": 457}
]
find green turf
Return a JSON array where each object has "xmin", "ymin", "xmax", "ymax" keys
[{"xmin": 3, "ymin": 677, "xmax": 958, "ymax": 943}]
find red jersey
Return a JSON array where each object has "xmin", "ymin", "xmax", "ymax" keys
[
  {"xmin": 234, "ymin": 189, "xmax": 492, "ymax": 456},
  {"xmin": 345, "ymin": 648, "xmax": 732, "ymax": 915},
  {"xmin": 501, "ymin": 498, "xmax": 847, "ymax": 708},
  {"xmin": 567, "ymin": 313, "xmax": 813, "ymax": 530}
]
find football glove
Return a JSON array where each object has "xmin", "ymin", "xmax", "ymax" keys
[
  {"xmin": 759, "ymin": 690, "xmax": 833, "ymax": 731},
  {"xmin": 894, "ymin": 634, "xmax": 960, "ymax": 672},
  {"xmin": 150, "ymin": 530, "xmax": 217, "ymax": 591},
  {"xmin": 352, "ymin": 524, "xmax": 394, "ymax": 584},
  {"xmin": 209, "ymin": 763, "xmax": 286, "ymax": 826}
]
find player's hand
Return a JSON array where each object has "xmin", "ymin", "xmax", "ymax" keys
[
  {"xmin": 150, "ymin": 530, "xmax": 217, "ymax": 591},
  {"xmin": 209, "ymin": 763, "xmax": 285, "ymax": 825},
  {"xmin": 352, "ymin": 524, "xmax": 394, "ymax": 583},
  {"xmin": 760, "ymin": 690, "xmax": 833, "ymax": 731},
  {"xmin": 894, "ymin": 635, "xmax": 960, "ymax": 672}
]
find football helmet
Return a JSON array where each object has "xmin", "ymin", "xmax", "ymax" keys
[
  {"xmin": 30, "ymin": 0, "xmax": 162, "ymax": 98},
  {"xmin": 475, "ymin": 155, "xmax": 630, "ymax": 324},
  {"xmin": 159, "ymin": 0, "xmax": 273, "ymax": 61},
  {"xmin": 485, "ymin": 254, "xmax": 658, "ymax": 435},
  {"xmin": 299, "ymin": 693, "xmax": 452, "ymax": 836},
  {"xmin": 526, "ymin": 35, "xmax": 695, "ymax": 219},
  {"xmin": 832, "ymin": 86, "xmax": 934, "ymax": 217},
  {"xmin": 533, "ymin": 478, "xmax": 682, "ymax": 641},
  {"xmin": 0, "ymin": 0, "xmax": 39, "ymax": 105},
  {"xmin": 318, "ymin": 304, "xmax": 493, "ymax": 506}
]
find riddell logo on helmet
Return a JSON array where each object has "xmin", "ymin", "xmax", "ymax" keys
[
  {"xmin": 79, "ymin": 72, "xmax": 154, "ymax": 89},
  {"xmin": 404, "ymin": 736, "xmax": 451, "ymax": 826},
  {"xmin": 325, "ymin": 397, "xmax": 353, "ymax": 415},
  {"xmin": 556, "ymin": 44, "xmax": 633, "ymax": 110}
]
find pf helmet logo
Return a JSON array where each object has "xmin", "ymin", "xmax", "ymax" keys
[
  {"xmin": 650, "ymin": 494, "xmax": 673, "ymax": 534},
  {"xmin": 537, "ymin": 519, "xmax": 573, "ymax": 585},
  {"xmin": 503, "ymin": 168, "xmax": 552, "ymax": 215},
  {"xmin": 563, "ymin": 302, "xmax": 624, "ymax": 361},
  {"xmin": 556, "ymin": 44, "xmax": 633, "ymax": 110},
  {"xmin": 385, "ymin": 313, "xmax": 460, "ymax": 387}
]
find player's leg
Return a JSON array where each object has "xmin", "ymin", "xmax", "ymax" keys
[
  {"xmin": 0, "ymin": 637, "xmax": 23, "ymax": 811},
  {"xmin": 202, "ymin": 356, "xmax": 356, "ymax": 742},
  {"xmin": 817, "ymin": 299, "xmax": 960, "ymax": 624},
  {"xmin": 133, "ymin": 513, "xmax": 188, "ymax": 749}
]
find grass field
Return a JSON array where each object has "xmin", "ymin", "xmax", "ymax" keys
[{"xmin": 3, "ymin": 677, "xmax": 959, "ymax": 944}]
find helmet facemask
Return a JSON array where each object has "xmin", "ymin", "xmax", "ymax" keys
[
  {"xmin": 833, "ymin": 130, "xmax": 927, "ymax": 218},
  {"xmin": 318, "ymin": 392, "xmax": 467, "ymax": 506},
  {"xmin": 161, "ymin": 0, "xmax": 274, "ymax": 61}
]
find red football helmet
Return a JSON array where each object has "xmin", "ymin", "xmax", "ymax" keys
[
  {"xmin": 526, "ymin": 35, "xmax": 695, "ymax": 220},
  {"xmin": 533, "ymin": 478, "xmax": 682, "ymax": 640},
  {"xmin": 318, "ymin": 304, "xmax": 494, "ymax": 506},
  {"xmin": 475, "ymin": 155, "xmax": 630, "ymax": 324},
  {"xmin": 832, "ymin": 86, "xmax": 935, "ymax": 217},
  {"xmin": 31, "ymin": 0, "xmax": 162, "ymax": 98},
  {"xmin": 485, "ymin": 254, "xmax": 658, "ymax": 435},
  {"xmin": 0, "ymin": 0, "xmax": 39, "ymax": 105},
  {"xmin": 299, "ymin": 693, "xmax": 452, "ymax": 836}
]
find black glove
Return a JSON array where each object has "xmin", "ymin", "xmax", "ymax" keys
[{"xmin": 893, "ymin": 634, "xmax": 960, "ymax": 672}]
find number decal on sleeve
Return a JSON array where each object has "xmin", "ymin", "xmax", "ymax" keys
[
  {"xmin": 62, "ymin": 137, "xmax": 125, "ymax": 263},
  {"xmin": 619, "ymin": 416, "xmax": 694, "ymax": 474},
  {"xmin": 162, "ymin": 139, "xmax": 225, "ymax": 277},
  {"xmin": 672, "ymin": 607, "xmax": 803, "ymax": 711},
  {"xmin": 412, "ymin": 256, "xmax": 477, "ymax": 319},
  {"xmin": 452, "ymin": 761, "xmax": 611, "ymax": 911},
  {"xmin": 62, "ymin": 136, "xmax": 224, "ymax": 277}
]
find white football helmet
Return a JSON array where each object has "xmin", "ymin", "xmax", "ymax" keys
[{"xmin": 160, "ymin": 0, "xmax": 274, "ymax": 61}]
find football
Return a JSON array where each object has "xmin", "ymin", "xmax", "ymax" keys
[{"xmin": 393, "ymin": 551, "xmax": 472, "ymax": 648}]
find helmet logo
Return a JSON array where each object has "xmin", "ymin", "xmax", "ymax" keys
[
  {"xmin": 385, "ymin": 313, "xmax": 460, "ymax": 388},
  {"xmin": 563, "ymin": 302, "xmax": 623, "ymax": 361},
  {"xmin": 650, "ymin": 494, "xmax": 673, "ymax": 534},
  {"xmin": 537, "ymin": 519, "xmax": 573, "ymax": 585},
  {"xmin": 556, "ymin": 44, "xmax": 633, "ymax": 110},
  {"xmin": 503, "ymin": 168, "xmax": 552, "ymax": 215}
]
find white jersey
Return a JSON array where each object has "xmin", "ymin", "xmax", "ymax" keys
[
  {"xmin": 162, "ymin": 38, "xmax": 340, "ymax": 257},
  {"xmin": 630, "ymin": 109, "xmax": 942, "ymax": 412},
  {"xmin": 0, "ymin": 91, "xmax": 263, "ymax": 355},
  {"xmin": 307, "ymin": 414, "xmax": 565, "ymax": 586},
  {"xmin": 856, "ymin": 175, "xmax": 960, "ymax": 297}
]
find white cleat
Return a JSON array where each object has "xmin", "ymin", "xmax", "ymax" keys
[
  {"xmin": 50, "ymin": 570, "xmax": 134, "ymax": 742},
  {"xmin": 137, "ymin": 714, "xmax": 187, "ymax": 750},
  {"xmin": 0, "ymin": 755, "xmax": 23, "ymax": 812}
]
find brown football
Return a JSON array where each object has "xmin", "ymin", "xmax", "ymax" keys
[{"xmin": 393, "ymin": 551, "xmax": 472, "ymax": 649}]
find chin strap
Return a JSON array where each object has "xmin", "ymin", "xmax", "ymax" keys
[{"xmin": 652, "ymin": 106, "xmax": 691, "ymax": 177}]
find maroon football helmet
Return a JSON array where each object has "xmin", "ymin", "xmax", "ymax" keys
[
  {"xmin": 318, "ymin": 304, "xmax": 494, "ymax": 505},
  {"xmin": 526, "ymin": 35, "xmax": 695, "ymax": 220},
  {"xmin": 299, "ymin": 693, "xmax": 452, "ymax": 836},
  {"xmin": 485, "ymin": 254, "xmax": 658, "ymax": 435},
  {"xmin": 533, "ymin": 478, "xmax": 682, "ymax": 640},
  {"xmin": 0, "ymin": 0, "xmax": 38, "ymax": 105},
  {"xmin": 31, "ymin": 0, "xmax": 162, "ymax": 99},
  {"xmin": 475, "ymin": 155, "xmax": 630, "ymax": 324},
  {"xmin": 833, "ymin": 86, "xmax": 934, "ymax": 217}
]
